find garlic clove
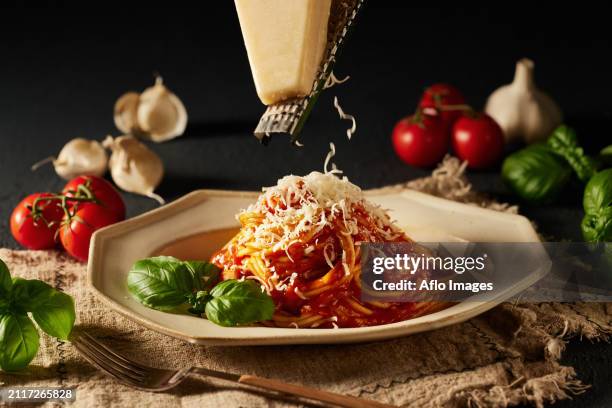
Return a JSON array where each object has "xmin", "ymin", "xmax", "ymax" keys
[
  {"xmin": 485, "ymin": 58, "xmax": 562, "ymax": 144},
  {"xmin": 136, "ymin": 77, "xmax": 188, "ymax": 143},
  {"xmin": 114, "ymin": 92, "xmax": 141, "ymax": 135},
  {"xmin": 32, "ymin": 138, "xmax": 108, "ymax": 180},
  {"xmin": 103, "ymin": 135, "xmax": 165, "ymax": 204}
]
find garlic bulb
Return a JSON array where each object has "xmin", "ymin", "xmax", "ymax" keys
[
  {"xmin": 32, "ymin": 138, "xmax": 107, "ymax": 180},
  {"xmin": 103, "ymin": 135, "xmax": 165, "ymax": 204},
  {"xmin": 485, "ymin": 58, "xmax": 562, "ymax": 144},
  {"xmin": 114, "ymin": 92, "xmax": 141, "ymax": 135},
  {"xmin": 113, "ymin": 76, "xmax": 187, "ymax": 143}
]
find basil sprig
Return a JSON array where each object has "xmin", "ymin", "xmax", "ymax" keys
[
  {"xmin": 127, "ymin": 256, "xmax": 274, "ymax": 327},
  {"xmin": 502, "ymin": 125, "xmax": 607, "ymax": 204},
  {"xmin": 0, "ymin": 259, "xmax": 76, "ymax": 371}
]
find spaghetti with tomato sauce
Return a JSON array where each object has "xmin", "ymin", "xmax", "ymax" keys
[{"xmin": 212, "ymin": 171, "xmax": 447, "ymax": 328}]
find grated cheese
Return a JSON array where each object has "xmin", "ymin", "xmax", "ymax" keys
[
  {"xmin": 294, "ymin": 287, "xmax": 308, "ymax": 300},
  {"xmin": 238, "ymin": 170, "xmax": 402, "ymax": 260},
  {"xmin": 323, "ymin": 71, "xmax": 350, "ymax": 90},
  {"xmin": 323, "ymin": 142, "xmax": 337, "ymax": 174},
  {"xmin": 333, "ymin": 96, "xmax": 356, "ymax": 140}
]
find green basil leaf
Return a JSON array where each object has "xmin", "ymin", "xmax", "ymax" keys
[
  {"xmin": 10, "ymin": 279, "xmax": 54, "ymax": 312},
  {"xmin": 0, "ymin": 313, "xmax": 40, "ymax": 371},
  {"xmin": 583, "ymin": 169, "xmax": 612, "ymax": 214},
  {"xmin": 127, "ymin": 256, "xmax": 195, "ymax": 311},
  {"xmin": 0, "ymin": 260, "xmax": 11, "ymax": 312},
  {"xmin": 184, "ymin": 261, "xmax": 219, "ymax": 291},
  {"xmin": 502, "ymin": 144, "xmax": 572, "ymax": 203},
  {"xmin": 10, "ymin": 279, "xmax": 76, "ymax": 340},
  {"xmin": 600, "ymin": 145, "xmax": 612, "ymax": 167},
  {"xmin": 187, "ymin": 290, "xmax": 212, "ymax": 315},
  {"xmin": 582, "ymin": 207, "xmax": 612, "ymax": 242},
  {"xmin": 547, "ymin": 125, "xmax": 597, "ymax": 182},
  {"xmin": 205, "ymin": 280, "xmax": 274, "ymax": 327},
  {"xmin": 30, "ymin": 291, "xmax": 75, "ymax": 340},
  {"xmin": 0, "ymin": 259, "xmax": 11, "ymax": 297}
]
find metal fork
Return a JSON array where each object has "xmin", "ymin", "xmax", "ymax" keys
[{"xmin": 72, "ymin": 332, "xmax": 395, "ymax": 408}]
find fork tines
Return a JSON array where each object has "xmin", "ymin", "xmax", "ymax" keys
[{"xmin": 73, "ymin": 332, "xmax": 147, "ymax": 385}]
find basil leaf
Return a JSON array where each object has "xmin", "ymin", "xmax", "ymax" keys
[
  {"xmin": 583, "ymin": 169, "xmax": 612, "ymax": 215},
  {"xmin": 10, "ymin": 279, "xmax": 75, "ymax": 340},
  {"xmin": 600, "ymin": 145, "xmax": 612, "ymax": 166},
  {"xmin": 10, "ymin": 279, "xmax": 54, "ymax": 312},
  {"xmin": 0, "ymin": 313, "xmax": 40, "ymax": 371},
  {"xmin": 582, "ymin": 169, "xmax": 612, "ymax": 242},
  {"xmin": 0, "ymin": 259, "xmax": 11, "ymax": 296},
  {"xmin": 127, "ymin": 256, "xmax": 195, "ymax": 311},
  {"xmin": 31, "ymin": 291, "xmax": 75, "ymax": 340},
  {"xmin": 582, "ymin": 208, "xmax": 612, "ymax": 242},
  {"xmin": 0, "ymin": 260, "xmax": 11, "ymax": 312},
  {"xmin": 205, "ymin": 280, "xmax": 274, "ymax": 327},
  {"xmin": 184, "ymin": 261, "xmax": 219, "ymax": 292},
  {"xmin": 187, "ymin": 290, "xmax": 212, "ymax": 315},
  {"xmin": 502, "ymin": 144, "xmax": 572, "ymax": 203},
  {"xmin": 547, "ymin": 125, "xmax": 597, "ymax": 182}
]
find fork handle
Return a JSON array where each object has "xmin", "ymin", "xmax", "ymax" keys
[{"xmin": 237, "ymin": 375, "xmax": 395, "ymax": 408}]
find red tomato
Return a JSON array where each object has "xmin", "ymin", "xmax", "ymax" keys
[
  {"xmin": 59, "ymin": 203, "xmax": 118, "ymax": 262},
  {"xmin": 10, "ymin": 193, "xmax": 64, "ymax": 249},
  {"xmin": 452, "ymin": 113, "xmax": 505, "ymax": 169},
  {"xmin": 63, "ymin": 176, "xmax": 125, "ymax": 221},
  {"xmin": 419, "ymin": 83, "xmax": 466, "ymax": 127},
  {"xmin": 392, "ymin": 113, "xmax": 449, "ymax": 168}
]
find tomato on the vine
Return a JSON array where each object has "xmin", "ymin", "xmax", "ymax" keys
[
  {"xmin": 419, "ymin": 83, "xmax": 466, "ymax": 127},
  {"xmin": 452, "ymin": 113, "xmax": 505, "ymax": 169},
  {"xmin": 392, "ymin": 112, "xmax": 449, "ymax": 168},
  {"xmin": 62, "ymin": 175, "xmax": 125, "ymax": 221},
  {"xmin": 59, "ymin": 203, "xmax": 118, "ymax": 262},
  {"xmin": 10, "ymin": 193, "xmax": 65, "ymax": 250}
]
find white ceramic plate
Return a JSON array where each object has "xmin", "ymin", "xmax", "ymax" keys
[{"xmin": 88, "ymin": 189, "xmax": 544, "ymax": 346}]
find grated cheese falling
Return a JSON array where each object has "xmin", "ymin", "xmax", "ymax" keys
[
  {"xmin": 323, "ymin": 71, "xmax": 350, "ymax": 90},
  {"xmin": 333, "ymin": 96, "xmax": 357, "ymax": 140},
  {"xmin": 323, "ymin": 142, "xmax": 336, "ymax": 174}
]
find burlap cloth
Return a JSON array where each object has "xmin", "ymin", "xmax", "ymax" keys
[{"xmin": 2, "ymin": 157, "xmax": 611, "ymax": 408}]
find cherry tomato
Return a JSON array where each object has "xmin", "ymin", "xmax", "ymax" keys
[
  {"xmin": 392, "ymin": 112, "xmax": 449, "ymax": 168},
  {"xmin": 59, "ymin": 203, "xmax": 118, "ymax": 262},
  {"xmin": 452, "ymin": 113, "xmax": 505, "ymax": 169},
  {"xmin": 10, "ymin": 193, "xmax": 64, "ymax": 250},
  {"xmin": 419, "ymin": 83, "xmax": 466, "ymax": 127},
  {"xmin": 63, "ymin": 176, "xmax": 125, "ymax": 221}
]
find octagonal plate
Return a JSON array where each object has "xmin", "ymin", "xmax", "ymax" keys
[{"xmin": 88, "ymin": 189, "xmax": 544, "ymax": 346}]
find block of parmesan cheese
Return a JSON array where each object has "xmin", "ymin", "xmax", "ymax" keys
[{"xmin": 235, "ymin": 0, "xmax": 332, "ymax": 105}]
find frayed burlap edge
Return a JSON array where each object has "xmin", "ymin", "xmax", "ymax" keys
[{"xmin": 370, "ymin": 155, "xmax": 518, "ymax": 214}]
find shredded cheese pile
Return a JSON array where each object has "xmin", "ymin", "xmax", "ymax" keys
[{"xmin": 238, "ymin": 170, "xmax": 402, "ymax": 253}]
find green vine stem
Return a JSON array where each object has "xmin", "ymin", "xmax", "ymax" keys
[{"xmin": 27, "ymin": 182, "xmax": 99, "ymax": 228}]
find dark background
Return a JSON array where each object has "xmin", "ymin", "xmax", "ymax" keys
[{"xmin": 0, "ymin": 3, "xmax": 611, "ymax": 407}]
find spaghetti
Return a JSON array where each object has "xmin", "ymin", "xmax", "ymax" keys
[{"xmin": 212, "ymin": 171, "xmax": 447, "ymax": 328}]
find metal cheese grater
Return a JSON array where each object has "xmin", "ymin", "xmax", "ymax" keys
[{"xmin": 254, "ymin": 0, "xmax": 365, "ymax": 144}]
